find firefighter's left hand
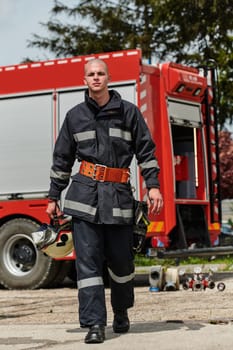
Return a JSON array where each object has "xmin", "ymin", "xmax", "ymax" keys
[
  {"xmin": 46, "ymin": 200, "xmax": 63, "ymax": 220},
  {"xmin": 147, "ymin": 188, "xmax": 163, "ymax": 215}
]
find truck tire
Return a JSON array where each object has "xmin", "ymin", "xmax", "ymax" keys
[
  {"xmin": 0, "ymin": 218, "xmax": 61, "ymax": 290},
  {"xmin": 67, "ymin": 260, "xmax": 77, "ymax": 282},
  {"xmin": 47, "ymin": 261, "xmax": 73, "ymax": 287}
]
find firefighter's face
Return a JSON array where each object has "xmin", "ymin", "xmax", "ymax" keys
[{"xmin": 84, "ymin": 60, "xmax": 110, "ymax": 93}]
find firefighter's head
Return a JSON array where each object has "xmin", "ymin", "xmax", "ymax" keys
[{"xmin": 84, "ymin": 59, "xmax": 110, "ymax": 99}]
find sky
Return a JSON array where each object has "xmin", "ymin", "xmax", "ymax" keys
[{"xmin": 0, "ymin": 0, "xmax": 77, "ymax": 66}]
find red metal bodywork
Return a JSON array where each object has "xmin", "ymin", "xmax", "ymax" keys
[
  {"xmin": 0, "ymin": 199, "xmax": 48, "ymax": 223},
  {"xmin": 0, "ymin": 49, "xmax": 220, "ymax": 257}
]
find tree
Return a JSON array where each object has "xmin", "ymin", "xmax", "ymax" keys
[
  {"xmin": 149, "ymin": 0, "xmax": 233, "ymax": 127},
  {"xmin": 28, "ymin": 0, "xmax": 233, "ymax": 127},
  {"xmin": 218, "ymin": 130, "xmax": 233, "ymax": 199},
  {"xmin": 28, "ymin": 0, "xmax": 138, "ymax": 57}
]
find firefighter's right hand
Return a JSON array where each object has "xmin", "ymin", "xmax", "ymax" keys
[{"xmin": 46, "ymin": 200, "xmax": 63, "ymax": 219}]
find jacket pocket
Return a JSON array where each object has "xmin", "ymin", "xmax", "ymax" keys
[{"xmin": 64, "ymin": 173, "xmax": 97, "ymax": 209}]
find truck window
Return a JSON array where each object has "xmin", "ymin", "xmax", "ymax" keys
[{"xmin": 172, "ymin": 125, "xmax": 196, "ymax": 199}]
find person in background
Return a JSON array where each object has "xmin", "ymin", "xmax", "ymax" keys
[{"xmin": 46, "ymin": 58, "xmax": 163, "ymax": 344}]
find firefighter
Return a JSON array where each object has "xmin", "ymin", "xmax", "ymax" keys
[{"xmin": 46, "ymin": 58, "xmax": 163, "ymax": 344}]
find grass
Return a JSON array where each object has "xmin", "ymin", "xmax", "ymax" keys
[{"xmin": 134, "ymin": 253, "xmax": 233, "ymax": 271}]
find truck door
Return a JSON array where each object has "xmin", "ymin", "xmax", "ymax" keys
[
  {"xmin": 168, "ymin": 98, "xmax": 211, "ymax": 248},
  {"xmin": 0, "ymin": 93, "xmax": 52, "ymax": 197}
]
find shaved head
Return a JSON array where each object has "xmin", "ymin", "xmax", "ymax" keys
[
  {"xmin": 83, "ymin": 58, "xmax": 110, "ymax": 105},
  {"xmin": 84, "ymin": 59, "xmax": 109, "ymax": 75}
]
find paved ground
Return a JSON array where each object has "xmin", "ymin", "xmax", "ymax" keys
[{"xmin": 1, "ymin": 268, "xmax": 233, "ymax": 349}]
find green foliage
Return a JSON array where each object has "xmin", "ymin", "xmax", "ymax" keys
[
  {"xmin": 135, "ymin": 253, "xmax": 233, "ymax": 271},
  {"xmin": 148, "ymin": 0, "xmax": 233, "ymax": 128},
  {"xmin": 228, "ymin": 218, "xmax": 233, "ymax": 227},
  {"xmin": 29, "ymin": 0, "xmax": 138, "ymax": 56},
  {"xmin": 28, "ymin": 0, "xmax": 233, "ymax": 126}
]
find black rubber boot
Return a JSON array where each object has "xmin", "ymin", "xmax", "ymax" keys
[
  {"xmin": 113, "ymin": 310, "xmax": 130, "ymax": 333},
  {"xmin": 85, "ymin": 325, "xmax": 105, "ymax": 344}
]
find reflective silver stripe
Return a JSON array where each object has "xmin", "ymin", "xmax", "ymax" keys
[
  {"xmin": 139, "ymin": 159, "xmax": 159, "ymax": 169},
  {"xmin": 73, "ymin": 130, "xmax": 96, "ymax": 142},
  {"xmin": 77, "ymin": 276, "xmax": 103, "ymax": 289},
  {"xmin": 64, "ymin": 200, "xmax": 97, "ymax": 216},
  {"xmin": 109, "ymin": 128, "xmax": 132, "ymax": 141},
  {"xmin": 112, "ymin": 208, "xmax": 133, "ymax": 218},
  {"xmin": 50, "ymin": 169, "xmax": 71, "ymax": 180},
  {"xmin": 108, "ymin": 268, "xmax": 135, "ymax": 284}
]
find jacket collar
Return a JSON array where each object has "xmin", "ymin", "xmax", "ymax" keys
[{"xmin": 85, "ymin": 89, "xmax": 122, "ymax": 116}]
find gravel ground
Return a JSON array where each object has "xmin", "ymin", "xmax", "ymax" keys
[{"xmin": 1, "ymin": 271, "xmax": 233, "ymax": 326}]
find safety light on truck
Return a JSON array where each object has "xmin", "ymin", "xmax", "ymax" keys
[
  {"xmin": 193, "ymin": 88, "xmax": 202, "ymax": 96},
  {"xmin": 175, "ymin": 84, "xmax": 185, "ymax": 93}
]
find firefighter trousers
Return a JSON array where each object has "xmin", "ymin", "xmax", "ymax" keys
[{"xmin": 72, "ymin": 218, "xmax": 135, "ymax": 327}]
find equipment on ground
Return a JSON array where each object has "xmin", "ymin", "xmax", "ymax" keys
[
  {"xmin": 179, "ymin": 266, "xmax": 226, "ymax": 291},
  {"xmin": 149, "ymin": 266, "xmax": 179, "ymax": 292}
]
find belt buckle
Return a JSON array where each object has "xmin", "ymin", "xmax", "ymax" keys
[
  {"xmin": 92, "ymin": 164, "xmax": 107, "ymax": 182},
  {"xmin": 126, "ymin": 170, "xmax": 131, "ymax": 183}
]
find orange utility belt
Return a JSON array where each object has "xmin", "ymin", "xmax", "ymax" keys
[{"xmin": 79, "ymin": 160, "xmax": 130, "ymax": 183}]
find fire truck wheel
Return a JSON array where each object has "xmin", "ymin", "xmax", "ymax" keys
[
  {"xmin": 0, "ymin": 218, "xmax": 62, "ymax": 290},
  {"xmin": 47, "ymin": 261, "xmax": 74, "ymax": 288},
  {"xmin": 66, "ymin": 260, "xmax": 77, "ymax": 282}
]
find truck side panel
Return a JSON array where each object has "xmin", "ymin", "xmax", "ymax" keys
[{"xmin": 0, "ymin": 94, "xmax": 53, "ymax": 196}]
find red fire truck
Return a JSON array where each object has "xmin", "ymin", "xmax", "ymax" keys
[{"xmin": 0, "ymin": 49, "xmax": 223, "ymax": 289}]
